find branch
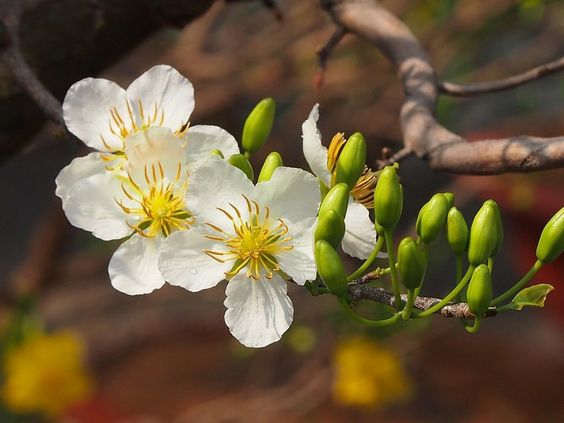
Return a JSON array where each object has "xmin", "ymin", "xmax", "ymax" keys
[
  {"xmin": 321, "ymin": 0, "xmax": 564, "ymax": 174},
  {"xmin": 347, "ymin": 284, "xmax": 496, "ymax": 319},
  {"xmin": 439, "ymin": 56, "xmax": 564, "ymax": 97}
]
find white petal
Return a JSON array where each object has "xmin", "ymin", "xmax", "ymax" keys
[
  {"xmin": 63, "ymin": 78, "xmax": 128, "ymax": 151},
  {"xmin": 342, "ymin": 200, "xmax": 378, "ymax": 260},
  {"xmin": 302, "ymin": 104, "xmax": 331, "ymax": 187},
  {"xmin": 253, "ymin": 166, "xmax": 320, "ymax": 224},
  {"xmin": 55, "ymin": 152, "xmax": 108, "ymax": 200},
  {"xmin": 185, "ymin": 125, "xmax": 240, "ymax": 163},
  {"xmin": 109, "ymin": 235, "xmax": 165, "ymax": 295},
  {"xmin": 276, "ymin": 219, "xmax": 316, "ymax": 285},
  {"xmin": 187, "ymin": 156, "xmax": 254, "ymax": 225},
  {"xmin": 62, "ymin": 173, "xmax": 130, "ymax": 241},
  {"xmin": 224, "ymin": 273, "xmax": 293, "ymax": 348},
  {"xmin": 126, "ymin": 65, "xmax": 194, "ymax": 133},
  {"xmin": 158, "ymin": 229, "xmax": 230, "ymax": 292}
]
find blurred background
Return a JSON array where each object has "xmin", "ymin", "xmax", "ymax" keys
[{"xmin": 0, "ymin": 0, "xmax": 563, "ymax": 421}]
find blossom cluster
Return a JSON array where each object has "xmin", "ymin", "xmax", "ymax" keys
[{"xmin": 57, "ymin": 65, "xmax": 377, "ymax": 348}]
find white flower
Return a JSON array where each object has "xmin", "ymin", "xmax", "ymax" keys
[
  {"xmin": 56, "ymin": 65, "xmax": 239, "ymax": 200},
  {"xmin": 158, "ymin": 157, "xmax": 320, "ymax": 348},
  {"xmin": 58, "ymin": 127, "xmax": 198, "ymax": 295},
  {"xmin": 302, "ymin": 104, "xmax": 378, "ymax": 260}
]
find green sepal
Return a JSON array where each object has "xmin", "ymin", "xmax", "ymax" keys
[
  {"xmin": 242, "ymin": 97, "xmax": 276, "ymax": 155},
  {"xmin": 501, "ymin": 284, "xmax": 554, "ymax": 311},
  {"xmin": 416, "ymin": 193, "xmax": 450, "ymax": 244},
  {"xmin": 446, "ymin": 207, "xmax": 469, "ymax": 254},
  {"xmin": 314, "ymin": 240, "xmax": 348, "ymax": 297},
  {"xmin": 334, "ymin": 132, "xmax": 366, "ymax": 191},
  {"xmin": 397, "ymin": 237, "xmax": 426, "ymax": 290},
  {"xmin": 374, "ymin": 165, "xmax": 403, "ymax": 231},
  {"xmin": 257, "ymin": 151, "xmax": 283, "ymax": 182},
  {"xmin": 314, "ymin": 209, "xmax": 346, "ymax": 248},
  {"xmin": 536, "ymin": 207, "xmax": 564, "ymax": 264},
  {"xmin": 318, "ymin": 183, "xmax": 350, "ymax": 220},
  {"xmin": 466, "ymin": 264, "xmax": 493, "ymax": 316},
  {"xmin": 467, "ymin": 201, "xmax": 499, "ymax": 266},
  {"xmin": 228, "ymin": 153, "xmax": 254, "ymax": 181}
]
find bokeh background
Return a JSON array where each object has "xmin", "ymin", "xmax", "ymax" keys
[{"xmin": 0, "ymin": 0, "xmax": 563, "ymax": 421}]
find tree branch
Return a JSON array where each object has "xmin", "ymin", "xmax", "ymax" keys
[
  {"xmin": 439, "ymin": 56, "xmax": 564, "ymax": 97},
  {"xmin": 321, "ymin": 0, "xmax": 564, "ymax": 174}
]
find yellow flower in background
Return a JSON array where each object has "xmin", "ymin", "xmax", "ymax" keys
[
  {"xmin": 2, "ymin": 331, "xmax": 93, "ymax": 417},
  {"xmin": 332, "ymin": 337, "xmax": 412, "ymax": 408}
]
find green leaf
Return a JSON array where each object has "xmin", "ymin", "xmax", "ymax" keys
[{"xmin": 502, "ymin": 284, "xmax": 554, "ymax": 311}]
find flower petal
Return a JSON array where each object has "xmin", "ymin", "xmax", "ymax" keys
[
  {"xmin": 109, "ymin": 235, "xmax": 165, "ymax": 295},
  {"xmin": 253, "ymin": 166, "xmax": 320, "ymax": 224},
  {"xmin": 63, "ymin": 78, "xmax": 128, "ymax": 151},
  {"xmin": 62, "ymin": 173, "xmax": 130, "ymax": 241},
  {"xmin": 342, "ymin": 200, "xmax": 378, "ymax": 260},
  {"xmin": 185, "ymin": 125, "xmax": 239, "ymax": 163},
  {"xmin": 55, "ymin": 153, "xmax": 108, "ymax": 200},
  {"xmin": 276, "ymin": 219, "xmax": 316, "ymax": 285},
  {"xmin": 224, "ymin": 273, "xmax": 293, "ymax": 348},
  {"xmin": 302, "ymin": 104, "xmax": 331, "ymax": 187},
  {"xmin": 158, "ymin": 229, "xmax": 231, "ymax": 292},
  {"xmin": 126, "ymin": 65, "xmax": 194, "ymax": 133},
  {"xmin": 187, "ymin": 156, "xmax": 254, "ymax": 227}
]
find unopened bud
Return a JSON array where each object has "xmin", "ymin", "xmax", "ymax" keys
[
  {"xmin": 242, "ymin": 97, "xmax": 276, "ymax": 155},
  {"xmin": 446, "ymin": 207, "xmax": 469, "ymax": 255},
  {"xmin": 536, "ymin": 207, "xmax": 564, "ymax": 264},
  {"xmin": 257, "ymin": 152, "xmax": 283, "ymax": 183},
  {"xmin": 468, "ymin": 201, "xmax": 499, "ymax": 266},
  {"xmin": 334, "ymin": 132, "xmax": 366, "ymax": 191},
  {"xmin": 228, "ymin": 153, "xmax": 254, "ymax": 181},
  {"xmin": 397, "ymin": 237, "xmax": 426, "ymax": 290},
  {"xmin": 314, "ymin": 209, "xmax": 346, "ymax": 248},
  {"xmin": 318, "ymin": 183, "xmax": 349, "ymax": 220},
  {"xmin": 374, "ymin": 166, "xmax": 403, "ymax": 231},
  {"xmin": 467, "ymin": 264, "xmax": 493, "ymax": 317},
  {"xmin": 315, "ymin": 240, "xmax": 347, "ymax": 297},
  {"xmin": 484, "ymin": 200, "xmax": 503, "ymax": 256},
  {"xmin": 416, "ymin": 193, "xmax": 450, "ymax": 243}
]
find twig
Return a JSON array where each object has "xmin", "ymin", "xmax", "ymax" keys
[
  {"xmin": 439, "ymin": 56, "xmax": 564, "ymax": 97},
  {"xmin": 317, "ymin": 26, "xmax": 347, "ymax": 71},
  {"xmin": 321, "ymin": 0, "xmax": 564, "ymax": 174},
  {"xmin": 376, "ymin": 146, "xmax": 413, "ymax": 169},
  {"xmin": 347, "ymin": 284, "xmax": 496, "ymax": 319}
]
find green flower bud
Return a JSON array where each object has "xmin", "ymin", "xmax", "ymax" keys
[
  {"xmin": 446, "ymin": 207, "xmax": 469, "ymax": 255},
  {"xmin": 443, "ymin": 192, "xmax": 455, "ymax": 209},
  {"xmin": 257, "ymin": 152, "xmax": 283, "ymax": 183},
  {"xmin": 416, "ymin": 193, "xmax": 450, "ymax": 243},
  {"xmin": 468, "ymin": 201, "xmax": 499, "ymax": 266},
  {"xmin": 210, "ymin": 149, "xmax": 224, "ymax": 158},
  {"xmin": 334, "ymin": 132, "xmax": 366, "ymax": 191},
  {"xmin": 314, "ymin": 209, "xmax": 346, "ymax": 248},
  {"xmin": 228, "ymin": 153, "xmax": 254, "ymax": 181},
  {"xmin": 314, "ymin": 240, "xmax": 347, "ymax": 297},
  {"xmin": 374, "ymin": 166, "xmax": 403, "ymax": 231},
  {"xmin": 467, "ymin": 264, "xmax": 493, "ymax": 316},
  {"xmin": 536, "ymin": 207, "xmax": 564, "ymax": 264},
  {"xmin": 397, "ymin": 237, "xmax": 426, "ymax": 290},
  {"xmin": 484, "ymin": 199, "xmax": 503, "ymax": 256},
  {"xmin": 242, "ymin": 97, "xmax": 276, "ymax": 155},
  {"xmin": 318, "ymin": 183, "xmax": 350, "ymax": 220}
]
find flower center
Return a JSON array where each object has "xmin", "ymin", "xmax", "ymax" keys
[
  {"xmin": 99, "ymin": 99, "xmax": 190, "ymax": 164},
  {"xmin": 116, "ymin": 161, "xmax": 193, "ymax": 238},
  {"xmin": 203, "ymin": 195, "xmax": 294, "ymax": 280},
  {"xmin": 327, "ymin": 132, "xmax": 377, "ymax": 209}
]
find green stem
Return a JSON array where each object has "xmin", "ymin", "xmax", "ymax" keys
[
  {"xmin": 455, "ymin": 255, "xmax": 463, "ymax": 301},
  {"xmin": 401, "ymin": 289, "xmax": 416, "ymax": 320},
  {"xmin": 464, "ymin": 317, "xmax": 481, "ymax": 334},
  {"xmin": 384, "ymin": 229, "xmax": 402, "ymax": 308},
  {"xmin": 338, "ymin": 297, "xmax": 402, "ymax": 327},
  {"xmin": 490, "ymin": 260, "xmax": 543, "ymax": 306},
  {"xmin": 417, "ymin": 266, "xmax": 475, "ymax": 318},
  {"xmin": 347, "ymin": 236, "xmax": 385, "ymax": 282}
]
